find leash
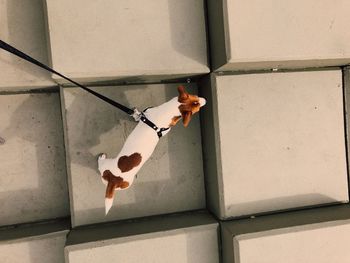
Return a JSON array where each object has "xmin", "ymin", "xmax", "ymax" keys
[
  {"xmin": 0, "ymin": 39, "xmax": 168, "ymax": 138},
  {"xmin": 0, "ymin": 39, "xmax": 134, "ymax": 115}
]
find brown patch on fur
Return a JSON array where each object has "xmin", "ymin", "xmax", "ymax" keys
[
  {"xmin": 179, "ymin": 110, "xmax": 192, "ymax": 127},
  {"xmin": 102, "ymin": 170, "xmax": 130, "ymax": 198},
  {"xmin": 177, "ymin": 85, "xmax": 202, "ymax": 127},
  {"xmin": 105, "ymin": 181, "xmax": 116, "ymax": 199},
  {"xmin": 169, "ymin": 115, "xmax": 181, "ymax": 127},
  {"xmin": 120, "ymin": 181, "xmax": 130, "ymax": 189},
  {"xmin": 177, "ymin": 86, "xmax": 200, "ymax": 107},
  {"xmin": 118, "ymin": 153, "xmax": 142, "ymax": 173},
  {"xmin": 178, "ymin": 85, "xmax": 189, "ymax": 102}
]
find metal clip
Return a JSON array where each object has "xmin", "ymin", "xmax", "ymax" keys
[{"xmin": 131, "ymin": 108, "xmax": 142, "ymax": 122}]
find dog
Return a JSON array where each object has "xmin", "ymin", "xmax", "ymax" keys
[{"xmin": 97, "ymin": 85, "xmax": 206, "ymax": 215}]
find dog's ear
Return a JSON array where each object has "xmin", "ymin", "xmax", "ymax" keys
[
  {"xmin": 178, "ymin": 85, "xmax": 189, "ymax": 103},
  {"xmin": 182, "ymin": 111, "xmax": 192, "ymax": 127},
  {"xmin": 179, "ymin": 104, "xmax": 192, "ymax": 127}
]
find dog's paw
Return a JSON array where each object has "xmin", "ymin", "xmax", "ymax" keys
[{"xmin": 98, "ymin": 153, "xmax": 107, "ymax": 160}]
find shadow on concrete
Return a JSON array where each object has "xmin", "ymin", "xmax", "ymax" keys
[
  {"xmin": 167, "ymin": 0, "xmax": 208, "ymax": 66},
  {"xmin": 0, "ymin": 92, "xmax": 69, "ymax": 227},
  {"xmin": 63, "ymin": 85, "xmax": 138, "ymax": 172}
]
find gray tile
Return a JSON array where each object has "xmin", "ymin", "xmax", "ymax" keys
[
  {"xmin": 61, "ymin": 84, "xmax": 206, "ymax": 226},
  {"xmin": 221, "ymin": 205, "xmax": 350, "ymax": 263},
  {"xmin": 0, "ymin": 92, "xmax": 69, "ymax": 226},
  {"xmin": 44, "ymin": 0, "xmax": 209, "ymax": 84},
  {"xmin": 65, "ymin": 211, "xmax": 219, "ymax": 263},
  {"xmin": 201, "ymin": 71, "xmax": 348, "ymax": 219},
  {"xmin": 0, "ymin": 218, "xmax": 69, "ymax": 263},
  {"xmin": 207, "ymin": 0, "xmax": 350, "ymax": 71},
  {"xmin": 0, "ymin": 0, "xmax": 54, "ymax": 90}
]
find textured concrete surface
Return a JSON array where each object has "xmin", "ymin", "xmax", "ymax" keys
[
  {"xmin": 0, "ymin": 92, "xmax": 69, "ymax": 226},
  {"xmin": 0, "ymin": 218, "xmax": 69, "ymax": 263},
  {"xmin": 65, "ymin": 211, "xmax": 219, "ymax": 263},
  {"xmin": 0, "ymin": 0, "xmax": 54, "ymax": 90},
  {"xmin": 201, "ymin": 71, "xmax": 348, "ymax": 219},
  {"xmin": 61, "ymin": 83, "xmax": 205, "ymax": 226},
  {"xmin": 207, "ymin": 0, "xmax": 350, "ymax": 71},
  {"xmin": 221, "ymin": 205, "xmax": 350, "ymax": 263},
  {"xmin": 44, "ymin": 0, "xmax": 209, "ymax": 84}
]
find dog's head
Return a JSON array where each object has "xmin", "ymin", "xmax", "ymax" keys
[{"xmin": 177, "ymin": 85, "xmax": 206, "ymax": 127}]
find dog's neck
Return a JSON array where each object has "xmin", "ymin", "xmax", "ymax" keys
[{"xmin": 144, "ymin": 97, "xmax": 181, "ymax": 128}]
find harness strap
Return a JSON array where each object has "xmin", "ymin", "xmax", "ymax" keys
[
  {"xmin": 0, "ymin": 39, "xmax": 134, "ymax": 115},
  {"xmin": 139, "ymin": 112, "xmax": 170, "ymax": 138}
]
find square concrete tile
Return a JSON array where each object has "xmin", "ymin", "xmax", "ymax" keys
[
  {"xmin": 61, "ymin": 83, "xmax": 205, "ymax": 226},
  {"xmin": 44, "ymin": 0, "xmax": 209, "ymax": 84},
  {"xmin": 0, "ymin": 92, "xmax": 69, "ymax": 226},
  {"xmin": 221, "ymin": 205, "xmax": 350, "ymax": 263},
  {"xmin": 207, "ymin": 0, "xmax": 350, "ymax": 71},
  {"xmin": 0, "ymin": 218, "xmax": 69, "ymax": 263},
  {"xmin": 0, "ymin": 0, "xmax": 55, "ymax": 90},
  {"xmin": 201, "ymin": 70, "xmax": 348, "ymax": 219},
  {"xmin": 65, "ymin": 211, "xmax": 219, "ymax": 263}
]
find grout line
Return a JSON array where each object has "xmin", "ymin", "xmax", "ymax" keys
[
  {"xmin": 72, "ymin": 208, "xmax": 210, "ymax": 230},
  {"xmin": 2, "ymin": 65, "xmax": 346, "ymax": 96},
  {"xmin": 342, "ymin": 67, "xmax": 350, "ymax": 200},
  {"xmin": 0, "ymin": 86, "xmax": 59, "ymax": 95},
  {"xmin": 0, "ymin": 216, "xmax": 71, "ymax": 232},
  {"xmin": 59, "ymin": 87, "xmax": 76, "ymax": 228},
  {"xmin": 202, "ymin": 0, "xmax": 212, "ymax": 70},
  {"xmin": 214, "ymin": 65, "xmax": 345, "ymax": 76},
  {"xmin": 219, "ymin": 202, "xmax": 348, "ymax": 222},
  {"xmin": 58, "ymin": 75, "xmax": 206, "ymax": 88}
]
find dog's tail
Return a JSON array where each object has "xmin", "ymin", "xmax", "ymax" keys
[
  {"xmin": 105, "ymin": 180, "xmax": 116, "ymax": 215},
  {"xmin": 103, "ymin": 170, "xmax": 130, "ymax": 215}
]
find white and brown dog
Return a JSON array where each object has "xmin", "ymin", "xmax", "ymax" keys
[{"xmin": 98, "ymin": 85, "xmax": 206, "ymax": 215}]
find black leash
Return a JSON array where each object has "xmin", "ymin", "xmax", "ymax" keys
[
  {"xmin": 0, "ymin": 39, "xmax": 134, "ymax": 115},
  {"xmin": 0, "ymin": 39, "xmax": 168, "ymax": 138}
]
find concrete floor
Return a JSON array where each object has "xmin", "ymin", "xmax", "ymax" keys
[
  {"xmin": 61, "ymin": 84, "xmax": 205, "ymax": 226},
  {"xmin": 0, "ymin": 0, "xmax": 54, "ymax": 90},
  {"xmin": 0, "ymin": 92, "xmax": 69, "ymax": 226},
  {"xmin": 1, "ymin": 0, "xmax": 350, "ymax": 262}
]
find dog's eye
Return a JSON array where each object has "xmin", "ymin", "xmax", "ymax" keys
[{"xmin": 193, "ymin": 102, "xmax": 199, "ymax": 106}]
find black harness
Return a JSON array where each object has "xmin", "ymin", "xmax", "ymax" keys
[
  {"xmin": 139, "ymin": 113, "xmax": 170, "ymax": 138},
  {"xmin": 136, "ymin": 107, "xmax": 170, "ymax": 138},
  {"xmin": 0, "ymin": 39, "xmax": 169, "ymax": 138}
]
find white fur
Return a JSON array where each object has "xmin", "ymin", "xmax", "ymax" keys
[
  {"xmin": 199, "ymin": 98, "xmax": 206, "ymax": 107},
  {"xmin": 98, "ymin": 96, "xmax": 206, "ymax": 214},
  {"xmin": 105, "ymin": 198, "xmax": 113, "ymax": 215}
]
